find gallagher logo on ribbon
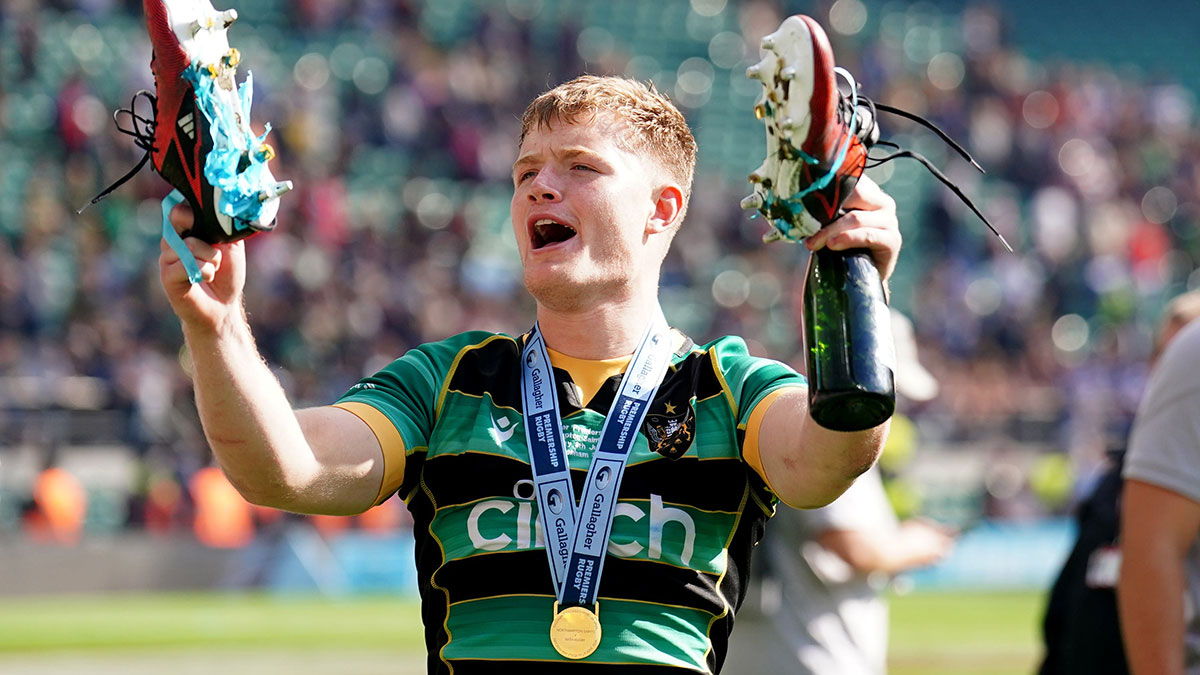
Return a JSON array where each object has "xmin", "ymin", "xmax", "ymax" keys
[
  {"xmin": 595, "ymin": 466, "xmax": 613, "ymax": 490},
  {"xmin": 547, "ymin": 488, "xmax": 564, "ymax": 514}
]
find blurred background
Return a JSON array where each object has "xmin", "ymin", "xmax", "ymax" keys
[{"xmin": 2, "ymin": 0, "xmax": 1198, "ymax": 672}]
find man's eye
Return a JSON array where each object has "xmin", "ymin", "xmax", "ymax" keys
[
  {"xmin": 517, "ymin": 170, "xmax": 537, "ymax": 182},
  {"xmin": 572, "ymin": 164, "xmax": 595, "ymax": 172}
]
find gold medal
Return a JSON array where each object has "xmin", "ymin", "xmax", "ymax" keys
[{"xmin": 550, "ymin": 601, "xmax": 601, "ymax": 659}]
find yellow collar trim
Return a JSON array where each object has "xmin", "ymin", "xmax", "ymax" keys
[{"xmin": 546, "ymin": 348, "xmax": 631, "ymax": 406}]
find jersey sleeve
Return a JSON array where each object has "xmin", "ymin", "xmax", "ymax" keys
[
  {"xmin": 1124, "ymin": 320, "xmax": 1200, "ymax": 504},
  {"xmin": 706, "ymin": 336, "xmax": 806, "ymax": 480},
  {"xmin": 334, "ymin": 331, "xmax": 495, "ymax": 503}
]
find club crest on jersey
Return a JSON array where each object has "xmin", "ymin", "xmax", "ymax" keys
[{"xmin": 643, "ymin": 400, "xmax": 695, "ymax": 460}]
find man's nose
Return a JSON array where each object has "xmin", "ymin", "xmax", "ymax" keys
[{"xmin": 527, "ymin": 170, "xmax": 561, "ymax": 202}]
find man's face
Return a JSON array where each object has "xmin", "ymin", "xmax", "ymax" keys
[{"xmin": 510, "ymin": 112, "xmax": 665, "ymax": 310}]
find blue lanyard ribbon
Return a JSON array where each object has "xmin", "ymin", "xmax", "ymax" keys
[
  {"xmin": 521, "ymin": 312, "xmax": 673, "ymax": 606},
  {"xmin": 160, "ymin": 189, "xmax": 203, "ymax": 284}
]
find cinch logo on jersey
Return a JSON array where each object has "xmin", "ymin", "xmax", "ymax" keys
[{"xmin": 463, "ymin": 494, "xmax": 717, "ymax": 570}]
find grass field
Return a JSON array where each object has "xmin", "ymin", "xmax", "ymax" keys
[
  {"xmin": 0, "ymin": 590, "xmax": 1045, "ymax": 674},
  {"xmin": 888, "ymin": 590, "xmax": 1043, "ymax": 675}
]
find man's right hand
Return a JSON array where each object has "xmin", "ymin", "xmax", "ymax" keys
[
  {"xmin": 894, "ymin": 518, "xmax": 957, "ymax": 569},
  {"xmin": 158, "ymin": 203, "xmax": 248, "ymax": 334}
]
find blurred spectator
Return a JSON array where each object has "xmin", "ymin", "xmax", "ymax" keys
[
  {"xmin": 1118, "ymin": 290, "xmax": 1200, "ymax": 675},
  {"xmin": 23, "ymin": 461, "xmax": 87, "ymax": 544},
  {"xmin": 309, "ymin": 512, "xmax": 352, "ymax": 538},
  {"xmin": 1039, "ymin": 446, "xmax": 1129, "ymax": 674},
  {"xmin": 727, "ymin": 310, "xmax": 957, "ymax": 674},
  {"xmin": 140, "ymin": 471, "xmax": 186, "ymax": 534},
  {"xmin": 189, "ymin": 464, "xmax": 254, "ymax": 548},
  {"xmin": 357, "ymin": 497, "xmax": 405, "ymax": 534},
  {"xmin": 1042, "ymin": 291, "xmax": 1200, "ymax": 675}
]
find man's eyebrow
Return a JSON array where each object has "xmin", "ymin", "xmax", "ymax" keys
[
  {"xmin": 512, "ymin": 153, "xmax": 538, "ymax": 170},
  {"xmin": 561, "ymin": 147, "xmax": 604, "ymax": 163},
  {"xmin": 513, "ymin": 146, "xmax": 603, "ymax": 171}
]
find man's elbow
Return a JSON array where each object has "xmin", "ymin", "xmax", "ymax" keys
[
  {"xmin": 764, "ymin": 417, "xmax": 886, "ymax": 508},
  {"xmin": 776, "ymin": 476, "xmax": 857, "ymax": 510},
  {"xmin": 225, "ymin": 472, "xmax": 300, "ymax": 511},
  {"xmin": 782, "ymin": 452, "xmax": 879, "ymax": 509}
]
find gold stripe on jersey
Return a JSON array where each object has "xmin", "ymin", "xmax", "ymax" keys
[
  {"xmin": 740, "ymin": 387, "xmax": 797, "ymax": 496},
  {"xmin": 332, "ymin": 401, "xmax": 407, "ymax": 505}
]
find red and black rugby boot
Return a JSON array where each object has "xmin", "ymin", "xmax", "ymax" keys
[
  {"xmin": 82, "ymin": 0, "xmax": 290, "ymax": 245},
  {"xmin": 742, "ymin": 14, "xmax": 1009, "ymax": 250}
]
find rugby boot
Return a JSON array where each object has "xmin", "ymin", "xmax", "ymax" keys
[
  {"xmin": 82, "ymin": 0, "xmax": 291, "ymax": 244},
  {"xmin": 742, "ymin": 14, "xmax": 1009, "ymax": 251}
]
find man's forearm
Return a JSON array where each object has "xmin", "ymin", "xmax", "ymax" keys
[
  {"xmin": 756, "ymin": 388, "xmax": 887, "ymax": 508},
  {"xmin": 1119, "ymin": 551, "xmax": 1186, "ymax": 675},
  {"xmin": 183, "ymin": 318, "xmax": 315, "ymax": 508},
  {"xmin": 819, "ymin": 518, "xmax": 953, "ymax": 575},
  {"xmin": 1118, "ymin": 479, "xmax": 1197, "ymax": 675}
]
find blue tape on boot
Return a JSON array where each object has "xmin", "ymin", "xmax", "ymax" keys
[
  {"xmin": 161, "ymin": 189, "xmax": 203, "ymax": 285},
  {"xmin": 182, "ymin": 64, "xmax": 275, "ymax": 230}
]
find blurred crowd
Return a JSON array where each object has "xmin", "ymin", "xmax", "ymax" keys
[{"xmin": 1, "ymin": 0, "xmax": 1198, "ymax": 543}]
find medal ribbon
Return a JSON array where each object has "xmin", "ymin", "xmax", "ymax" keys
[
  {"xmin": 521, "ymin": 327, "xmax": 578, "ymax": 592},
  {"xmin": 521, "ymin": 311, "xmax": 673, "ymax": 607}
]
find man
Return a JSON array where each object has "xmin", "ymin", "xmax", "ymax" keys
[
  {"xmin": 1119, "ymin": 291, "xmax": 1200, "ymax": 675},
  {"xmin": 158, "ymin": 75, "xmax": 900, "ymax": 672}
]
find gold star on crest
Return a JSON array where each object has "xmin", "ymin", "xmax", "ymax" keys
[{"xmin": 664, "ymin": 402, "xmax": 677, "ymax": 415}]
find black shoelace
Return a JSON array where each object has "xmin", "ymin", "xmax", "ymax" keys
[
  {"xmin": 77, "ymin": 90, "xmax": 158, "ymax": 214},
  {"xmin": 846, "ymin": 94, "xmax": 1013, "ymax": 252}
]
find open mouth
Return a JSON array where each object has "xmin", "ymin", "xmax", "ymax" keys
[{"xmin": 531, "ymin": 218, "xmax": 577, "ymax": 250}]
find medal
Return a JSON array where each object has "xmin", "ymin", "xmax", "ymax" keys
[
  {"xmin": 522, "ymin": 313, "xmax": 673, "ymax": 661},
  {"xmin": 550, "ymin": 601, "xmax": 602, "ymax": 659}
]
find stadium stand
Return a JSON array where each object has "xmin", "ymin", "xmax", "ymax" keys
[{"xmin": 1, "ymin": 1, "xmax": 1198, "ymax": 582}]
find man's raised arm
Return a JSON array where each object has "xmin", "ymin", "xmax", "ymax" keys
[
  {"xmin": 756, "ymin": 176, "xmax": 899, "ymax": 507},
  {"xmin": 159, "ymin": 206, "xmax": 385, "ymax": 515}
]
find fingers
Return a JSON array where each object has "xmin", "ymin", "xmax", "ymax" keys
[
  {"xmin": 911, "ymin": 516, "xmax": 960, "ymax": 538},
  {"xmin": 804, "ymin": 209, "xmax": 899, "ymax": 251},
  {"xmin": 159, "ymin": 235, "xmax": 223, "ymax": 284},
  {"xmin": 168, "ymin": 202, "xmax": 195, "ymax": 236},
  {"xmin": 839, "ymin": 173, "xmax": 893, "ymax": 213},
  {"xmin": 901, "ymin": 519, "xmax": 957, "ymax": 560},
  {"xmin": 805, "ymin": 174, "xmax": 902, "ymax": 280}
]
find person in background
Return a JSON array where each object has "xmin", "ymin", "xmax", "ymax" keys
[
  {"xmin": 726, "ymin": 309, "xmax": 956, "ymax": 675},
  {"xmin": 1118, "ymin": 290, "xmax": 1200, "ymax": 675},
  {"xmin": 24, "ymin": 457, "xmax": 88, "ymax": 545},
  {"xmin": 189, "ymin": 463, "xmax": 254, "ymax": 549},
  {"xmin": 1039, "ymin": 431, "xmax": 1130, "ymax": 675}
]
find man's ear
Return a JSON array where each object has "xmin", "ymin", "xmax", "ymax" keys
[{"xmin": 647, "ymin": 185, "xmax": 684, "ymax": 235}]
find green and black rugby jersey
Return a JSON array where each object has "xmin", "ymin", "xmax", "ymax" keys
[{"xmin": 334, "ymin": 329, "xmax": 805, "ymax": 674}]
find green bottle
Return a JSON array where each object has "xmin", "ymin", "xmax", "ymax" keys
[{"xmin": 802, "ymin": 247, "xmax": 895, "ymax": 431}]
